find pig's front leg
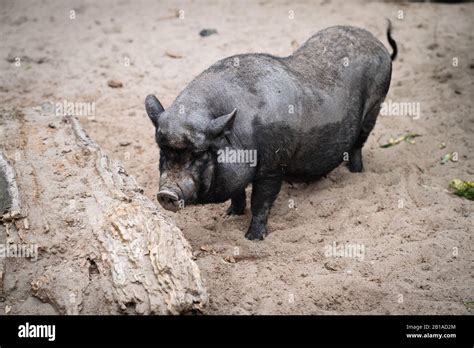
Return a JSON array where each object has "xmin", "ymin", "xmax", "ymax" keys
[
  {"xmin": 245, "ymin": 176, "xmax": 282, "ymax": 240},
  {"xmin": 226, "ymin": 190, "xmax": 246, "ymax": 216}
]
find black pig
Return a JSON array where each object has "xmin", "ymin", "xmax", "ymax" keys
[{"xmin": 145, "ymin": 23, "xmax": 397, "ymax": 240}]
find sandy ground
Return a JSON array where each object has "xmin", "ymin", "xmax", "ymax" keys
[{"xmin": 0, "ymin": 0, "xmax": 473, "ymax": 314}]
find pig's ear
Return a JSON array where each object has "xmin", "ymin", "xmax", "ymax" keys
[
  {"xmin": 207, "ymin": 108, "xmax": 237, "ymax": 137},
  {"xmin": 145, "ymin": 94, "xmax": 164, "ymax": 128}
]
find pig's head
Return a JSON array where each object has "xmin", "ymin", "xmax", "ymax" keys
[{"xmin": 145, "ymin": 94, "xmax": 236, "ymax": 212}]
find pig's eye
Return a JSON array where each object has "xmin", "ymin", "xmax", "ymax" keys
[{"xmin": 161, "ymin": 146, "xmax": 182, "ymax": 161}]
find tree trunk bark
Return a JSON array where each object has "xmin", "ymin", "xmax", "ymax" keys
[{"xmin": 0, "ymin": 107, "xmax": 207, "ymax": 314}]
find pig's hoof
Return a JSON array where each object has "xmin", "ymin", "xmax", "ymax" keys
[
  {"xmin": 245, "ymin": 226, "xmax": 266, "ymax": 241},
  {"xmin": 348, "ymin": 148, "xmax": 364, "ymax": 172},
  {"xmin": 348, "ymin": 160, "xmax": 364, "ymax": 173},
  {"xmin": 349, "ymin": 163, "xmax": 363, "ymax": 173},
  {"xmin": 226, "ymin": 204, "xmax": 245, "ymax": 216}
]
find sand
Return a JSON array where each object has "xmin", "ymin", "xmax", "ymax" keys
[{"xmin": 0, "ymin": 0, "xmax": 472, "ymax": 314}]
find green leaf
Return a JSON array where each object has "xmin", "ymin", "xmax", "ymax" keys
[
  {"xmin": 449, "ymin": 179, "xmax": 474, "ymax": 200},
  {"xmin": 380, "ymin": 133, "xmax": 421, "ymax": 148}
]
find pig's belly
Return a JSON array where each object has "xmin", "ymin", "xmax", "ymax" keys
[{"xmin": 284, "ymin": 117, "xmax": 359, "ymax": 180}]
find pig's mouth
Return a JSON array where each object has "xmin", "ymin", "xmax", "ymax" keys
[{"xmin": 156, "ymin": 189, "xmax": 181, "ymax": 212}]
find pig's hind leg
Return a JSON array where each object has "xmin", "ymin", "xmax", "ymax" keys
[
  {"xmin": 349, "ymin": 147, "xmax": 364, "ymax": 173},
  {"xmin": 226, "ymin": 190, "xmax": 246, "ymax": 215},
  {"xmin": 245, "ymin": 176, "xmax": 282, "ymax": 240},
  {"xmin": 349, "ymin": 101, "xmax": 382, "ymax": 173}
]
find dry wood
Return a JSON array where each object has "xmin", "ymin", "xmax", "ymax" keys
[{"xmin": 0, "ymin": 107, "xmax": 207, "ymax": 314}]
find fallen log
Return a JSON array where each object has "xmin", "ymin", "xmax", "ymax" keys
[{"xmin": 0, "ymin": 107, "xmax": 207, "ymax": 314}]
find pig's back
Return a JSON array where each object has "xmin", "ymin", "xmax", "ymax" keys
[
  {"xmin": 281, "ymin": 26, "xmax": 393, "ymax": 179},
  {"xmin": 287, "ymin": 26, "xmax": 392, "ymax": 92}
]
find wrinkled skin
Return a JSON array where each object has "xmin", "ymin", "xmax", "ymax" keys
[{"xmin": 146, "ymin": 25, "xmax": 396, "ymax": 240}]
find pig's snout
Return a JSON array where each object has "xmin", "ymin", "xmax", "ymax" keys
[
  {"xmin": 156, "ymin": 189, "xmax": 180, "ymax": 212},
  {"xmin": 157, "ymin": 172, "xmax": 197, "ymax": 211}
]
